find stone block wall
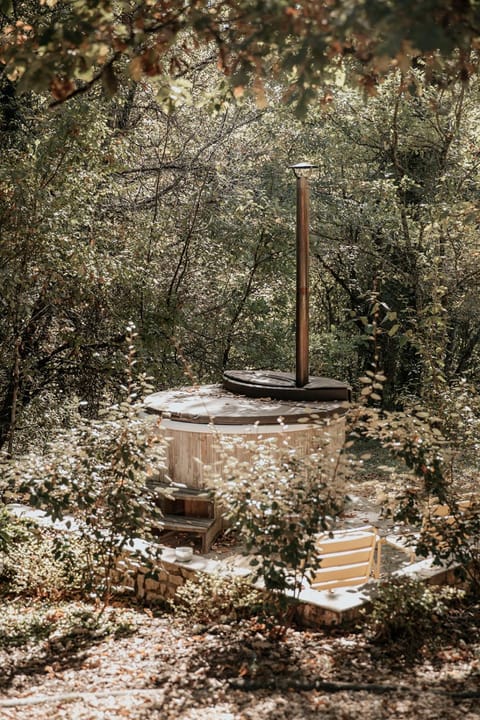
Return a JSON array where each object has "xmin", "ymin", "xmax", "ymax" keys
[{"xmin": 113, "ymin": 541, "xmax": 465, "ymax": 626}]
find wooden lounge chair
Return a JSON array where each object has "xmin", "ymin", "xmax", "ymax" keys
[
  {"xmin": 385, "ymin": 498, "xmax": 475, "ymax": 562},
  {"xmin": 422, "ymin": 499, "xmax": 475, "ymax": 550},
  {"xmin": 309, "ymin": 525, "xmax": 381, "ymax": 591},
  {"xmin": 383, "ymin": 529, "xmax": 417, "ymax": 563}
]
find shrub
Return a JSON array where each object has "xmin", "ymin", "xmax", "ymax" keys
[
  {"xmin": 205, "ymin": 420, "xmax": 346, "ymax": 597},
  {"xmin": 5, "ymin": 328, "xmax": 168, "ymax": 604},
  {"xmin": 351, "ymin": 371, "xmax": 480, "ymax": 594},
  {"xmin": 364, "ymin": 577, "xmax": 465, "ymax": 655},
  {"xmin": 415, "ymin": 496, "xmax": 480, "ymax": 590},
  {"xmin": 173, "ymin": 573, "xmax": 266, "ymax": 625},
  {"xmin": 0, "ymin": 514, "xmax": 88, "ymax": 600},
  {"xmin": 0, "ymin": 601, "xmax": 138, "ymax": 650},
  {"xmin": 0, "ymin": 505, "xmax": 14, "ymax": 555}
]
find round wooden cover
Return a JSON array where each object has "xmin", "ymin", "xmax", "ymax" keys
[
  {"xmin": 144, "ymin": 384, "xmax": 348, "ymax": 425},
  {"xmin": 223, "ymin": 370, "xmax": 351, "ymax": 402}
]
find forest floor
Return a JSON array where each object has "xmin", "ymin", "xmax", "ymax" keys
[
  {"xmin": 1, "ymin": 449, "xmax": 479, "ymax": 720},
  {"xmin": 0, "ymin": 595, "xmax": 480, "ymax": 720}
]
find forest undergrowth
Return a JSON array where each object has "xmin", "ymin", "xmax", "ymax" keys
[{"xmin": 1, "ymin": 450, "xmax": 480, "ymax": 720}]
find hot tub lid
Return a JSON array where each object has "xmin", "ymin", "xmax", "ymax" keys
[
  {"xmin": 223, "ymin": 369, "xmax": 351, "ymax": 402},
  {"xmin": 144, "ymin": 383, "xmax": 349, "ymax": 425}
]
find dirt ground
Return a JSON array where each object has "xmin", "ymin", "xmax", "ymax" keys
[
  {"xmin": 1, "ymin": 598, "xmax": 480, "ymax": 720},
  {"xmin": 1, "ymin": 462, "xmax": 479, "ymax": 720}
]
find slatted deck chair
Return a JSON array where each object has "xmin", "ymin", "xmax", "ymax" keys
[
  {"xmin": 385, "ymin": 498, "xmax": 474, "ymax": 562},
  {"xmin": 422, "ymin": 499, "xmax": 475, "ymax": 551},
  {"xmin": 426, "ymin": 499, "xmax": 471, "ymax": 521},
  {"xmin": 383, "ymin": 529, "xmax": 417, "ymax": 562},
  {"xmin": 309, "ymin": 525, "xmax": 382, "ymax": 591}
]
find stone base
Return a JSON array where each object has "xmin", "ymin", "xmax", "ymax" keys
[{"xmin": 6, "ymin": 504, "xmax": 465, "ymax": 627}]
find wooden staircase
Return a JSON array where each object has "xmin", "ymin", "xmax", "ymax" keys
[{"xmin": 148, "ymin": 480, "xmax": 222, "ymax": 553}]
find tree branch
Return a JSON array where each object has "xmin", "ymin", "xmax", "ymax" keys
[
  {"xmin": 0, "ymin": 688, "xmax": 165, "ymax": 708},
  {"xmin": 48, "ymin": 54, "xmax": 120, "ymax": 109},
  {"xmin": 228, "ymin": 677, "xmax": 480, "ymax": 698}
]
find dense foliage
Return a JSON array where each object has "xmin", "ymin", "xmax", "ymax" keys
[
  {"xmin": 1, "ymin": 1, "xmax": 479, "ymax": 110},
  {"xmin": 2, "ymin": 66, "xmax": 480, "ymax": 452},
  {"xmin": 3, "ymin": 337, "xmax": 167, "ymax": 601}
]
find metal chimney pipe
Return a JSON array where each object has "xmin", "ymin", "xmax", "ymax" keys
[
  {"xmin": 295, "ymin": 173, "xmax": 310, "ymax": 387},
  {"xmin": 222, "ymin": 161, "xmax": 351, "ymax": 402},
  {"xmin": 290, "ymin": 163, "xmax": 317, "ymax": 387}
]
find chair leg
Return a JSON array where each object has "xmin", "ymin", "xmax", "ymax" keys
[{"xmin": 373, "ymin": 538, "xmax": 382, "ymax": 578}]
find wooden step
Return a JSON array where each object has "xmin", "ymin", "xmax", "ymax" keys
[
  {"xmin": 161, "ymin": 515, "xmax": 215, "ymax": 531},
  {"xmin": 158, "ymin": 514, "xmax": 222, "ymax": 553},
  {"xmin": 148, "ymin": 479, "xmax": 213, "ymax": 501}
]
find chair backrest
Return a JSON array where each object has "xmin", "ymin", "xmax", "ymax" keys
[
  {"xmin": 309, "ymin": 525, "xmax": 380, "ymax": 591},
  {"xmin": 422, "ymin": 499, "xmax": 473, "ymax": 547},
  {"xmin": 425, "ymin": 499, "xmax": 471, "ymax": 521}
]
